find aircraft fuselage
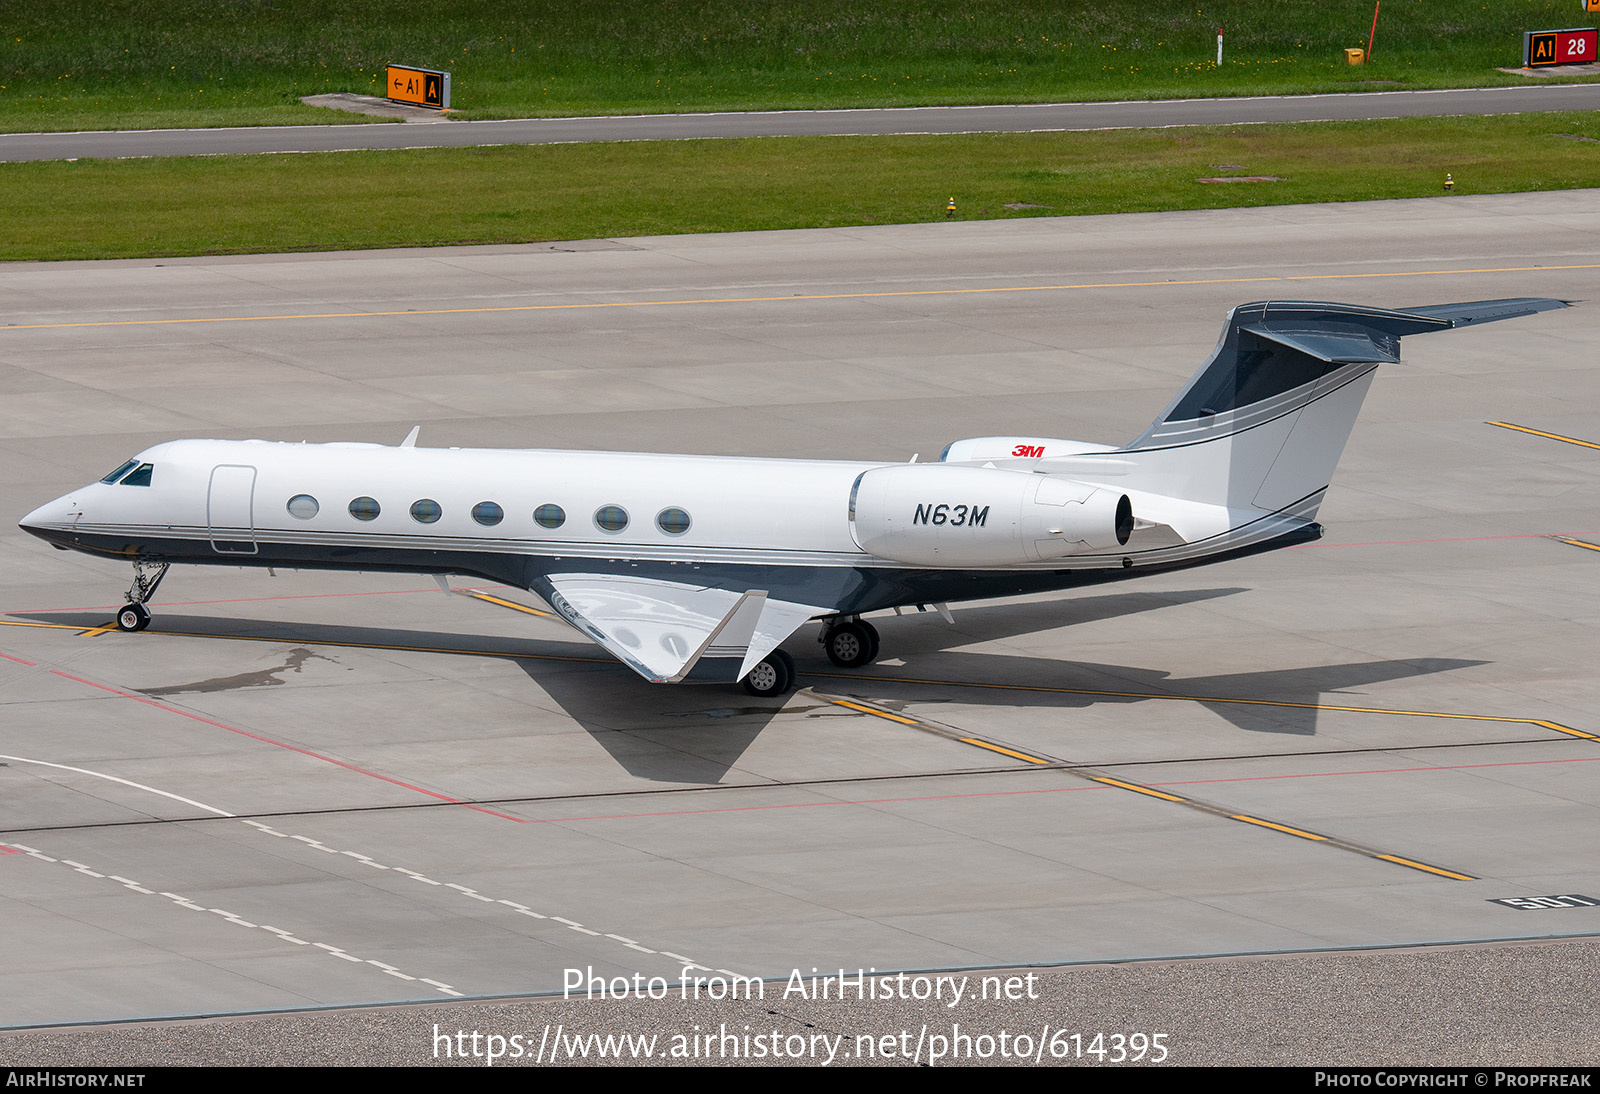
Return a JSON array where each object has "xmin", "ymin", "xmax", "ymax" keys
[{"xmin": 20, "ymin": 297, "xmax": 1567, "ymax": 691}]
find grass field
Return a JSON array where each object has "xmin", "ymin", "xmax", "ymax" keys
[
  {"xmin": 4, "ymin": 112, "xmax": 1598, "ymax": 261},
  {"xmin": 3, "ymin": 1, "xmax": 1598, "ymax": 132}
]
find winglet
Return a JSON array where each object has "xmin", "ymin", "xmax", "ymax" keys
[
  {"xmin": 400, "ymin": 426, "xmax": 421, "ymax": 448},
  {"xmin": 670, "ymin": 590, "xmax": 768, "ymax": 683}
]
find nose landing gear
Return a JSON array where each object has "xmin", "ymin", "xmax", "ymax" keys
[
  {"xmin": 115, "ymin": 560, "xmax": 168, "ymax": 632},
  {"xmin": 116, "ymin": 603, "xmax": 151, "ymax": 632}
]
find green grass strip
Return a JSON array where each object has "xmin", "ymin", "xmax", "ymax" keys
[
  {"xmin": 3, "ymin": 1, "xmax": 1599, "ymax": 132},
  {"xmin": 3, "ymin": 113, "xmax": 1598, "ymax": 262}
]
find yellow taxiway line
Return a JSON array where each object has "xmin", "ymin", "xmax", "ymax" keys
[
  {"xmin": 821, "ymin": 692, "xmax": 1481, "ymax": 881},
  {"xmin": 0, "ymin": 616, "xmax": 1567, "ymax": 880},
  {"xmin": 807, "ymin": 670, "xmax": 1599, "ymax": 743},
  {"xmin": 7, "ymin": 262, "xmax": 1599, "ymax": 332},
  {"xmin": 1488, "ymin": 421, "xmax": 1600, "ymax": 451},
  {"xmin": 829, "ymin": 699, "xmax": 919, "ymax": 726},
  {"xmin": 0, "ymin": 617, "xmax": 609, "ymax": 664},
  {"xmin": 464, "ymin": 591, "xmax": 552, "ymax": 617},
  {"xmin": 958, "ymin": 738, "xmax": 1050, "ymax": 765}
]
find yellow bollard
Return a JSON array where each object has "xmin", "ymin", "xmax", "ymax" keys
[
  {"xmin": 1444, "ymin": 173, "xmax": 1454, "ymax": 193},
  {"xmin": 946, "ymin": 196, "xmax": 956, "ymax": 218}
]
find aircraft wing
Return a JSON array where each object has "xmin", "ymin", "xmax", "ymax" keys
[{"xmin": 538, "ymin": 573, "xmax": 826, "ymax": 684}]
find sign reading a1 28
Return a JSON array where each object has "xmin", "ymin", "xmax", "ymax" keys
[{"xmin": 1524, "ymin": 27, "xmax": 1599, "ymax": 67}]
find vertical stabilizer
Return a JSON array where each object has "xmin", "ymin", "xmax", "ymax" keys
[{"xmin": 1102, "ymin": 298, "xmax": 1568, "ymax": 520}]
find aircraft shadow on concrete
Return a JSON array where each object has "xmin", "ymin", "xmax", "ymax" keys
[
  {"xmin": 12, "ymin": 585, "xmax": 1487, "ymax": 782},
  {"xmin": 508, "ymin": 587, "xmax": 1267, "ymax": 781},
  {"xmin": 14, "ymin": 606, "xmax": 780, "ymax": 785},
  {"xmin": 811, "ymin": 593, "xmax": 1487, "ymax": 739},
  {"xmin": 811, "ymin": 649, "xmax": 1487, "ymax": 739}
]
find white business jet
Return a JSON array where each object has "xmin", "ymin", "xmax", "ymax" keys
[{"xmin": 19, "ymin": 297, "xmax": 1566, "ymax": 696}]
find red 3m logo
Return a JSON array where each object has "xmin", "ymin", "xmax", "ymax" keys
[{"xmin": 1011, "ymin": 444, "xmax": 1046, "ymax": 458}]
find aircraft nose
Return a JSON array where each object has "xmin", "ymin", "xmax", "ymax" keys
[{"xmin": 18, "ymin": 494, "xmax": 76, "ymax": 540}]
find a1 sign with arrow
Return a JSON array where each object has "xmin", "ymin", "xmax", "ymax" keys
[{"xmin": 385, "ymin": 64, "xmax": 451, "ymax": 109}]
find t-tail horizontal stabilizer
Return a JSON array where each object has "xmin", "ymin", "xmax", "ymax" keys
[
  {"xmin": 1236, "ymin": 297, "xmax": 1574, "ymax": 365},
  {"xmin": 1075, "ymin": 297, "xmax": 1571, "ymax": 533},
  {"xmin": 1139, "ymin": 297, "xmax": 1570, "ymax": 437},
  {"xmin": 1399, "ymin": 297, "xmax": 1575, "ymax": 328}
]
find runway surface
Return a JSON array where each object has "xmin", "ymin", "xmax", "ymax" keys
[
  {"xmin": 1, "ymin": 192, "xmax": 1598, "ymax": 1063},
  {"xmin": 3, "ymin": 83, "xmax": 1600, "ymax": 162}
]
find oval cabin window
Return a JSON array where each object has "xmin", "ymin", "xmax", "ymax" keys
[{"xmin": 594, "ymin": 505, "xmax": 629, "ymax": 533}]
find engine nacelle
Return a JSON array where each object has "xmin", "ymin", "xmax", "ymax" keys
[
  {"xmin": 940, "ymin": 436, "xmax": 1117, "ymax": 462},
  {"xmin": 849, "ymin": 464, "xmax": 1133, "ymax": 567}
]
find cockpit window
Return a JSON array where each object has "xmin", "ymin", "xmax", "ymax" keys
[
  {"xmin": 100, "ymin": 459, "xmax": 140, "ymax": 484},
  {"xmin": 120, "ymin": 464, "xmax": 154, "ymax": 487}
]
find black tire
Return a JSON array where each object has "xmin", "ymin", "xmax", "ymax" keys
[
  {"xmin": 824, "ymin": 620, "xmax": 879, "ymax": 668},
  {"xmin": 742, "ymin": 649, "xmax": 795, "ymax": 697},
  {"xmin": 116, "ymin": 603, "xmax": 151, "ymax": 632}
]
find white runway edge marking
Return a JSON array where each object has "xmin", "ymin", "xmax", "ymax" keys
[
  {"xmin": 0, "ymin": 753, "xmax": 235, "ymax": 818},
  {"xmin": 0, "ymin": 750, "xmax": 736, "ymax": 980},
  {"xmin": 241, "ymin": 820, "xmax": 736, "ymax": 976},
  {"xmin": 0, "ymin": 840, "xmax": 460, "ymax": 995}
]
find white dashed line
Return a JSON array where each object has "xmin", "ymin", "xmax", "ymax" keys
[
  {"xmin": 4, "ymin": 754, "xmax": 737, "ymax": 985},
  {"xmin": 235, "ymin": 824, "xmax": 734, "ymax": 974},
  {"xmin": 2, "ymin": 841, "xmax": 460, "ymax": 996}
]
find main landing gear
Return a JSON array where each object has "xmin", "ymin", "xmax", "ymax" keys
[
  {"xmin": 742, "ymin": 616, "xmax": 881, "ymax": 697},
  {"xmin": 741, "ymin": 649, "xmax": 795, "ymax": 697},
  {"xmin": 115, "ymin": 560, "xmax": 168, "ymax": 632},
  {"xmin": 821, "ymin": 617, "xmax": 880, "ymax": 669}
]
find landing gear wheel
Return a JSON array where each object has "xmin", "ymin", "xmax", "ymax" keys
[
  {"xmin": 824, "ymin": 620, "xmax": 880, "ymax": 668},
  {"xmin": 116, "ymin": 603, "xmax": 151, "ymax": 632},
  {"xmin": 742, "ymin": 649, "xmax": 795, "ymax": 697},
  {"xmin": 116, "ymin": 560, "xmax": 166, "ymax": 633}
]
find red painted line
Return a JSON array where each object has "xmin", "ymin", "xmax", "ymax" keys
[
  {"xmin": 0, "ymin": 651, "xmax": 37, "ymax": 666},
  {"xmin": 8, "ymin": 584, "xmax": 519, "ymax": 616},
  {"xmin": 521, "ymin": 751, "xmax": 1600, "ymax": 825},
  {"xmin": 47, "ymin": 669, "xmax": 524, "ymax": 823},
  {"xmin": 527, "ymin": 783, "xmax": 1105, "ymax": 824},
  {"xmin": 0, "ymin": 846, "xmax": 22, "ymax": 855},
  {"xmin": 7, "ymin": 584, "xmax": 486, "ymax": 615},
  {"xmin": 1291, "ymin": 530, "xmax": 1600, "ymax": 550}
]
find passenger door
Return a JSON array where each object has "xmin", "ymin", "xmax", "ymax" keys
[{"xmin": 207, "ymin": 464, "xmax": 257, "ymax": 555}]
